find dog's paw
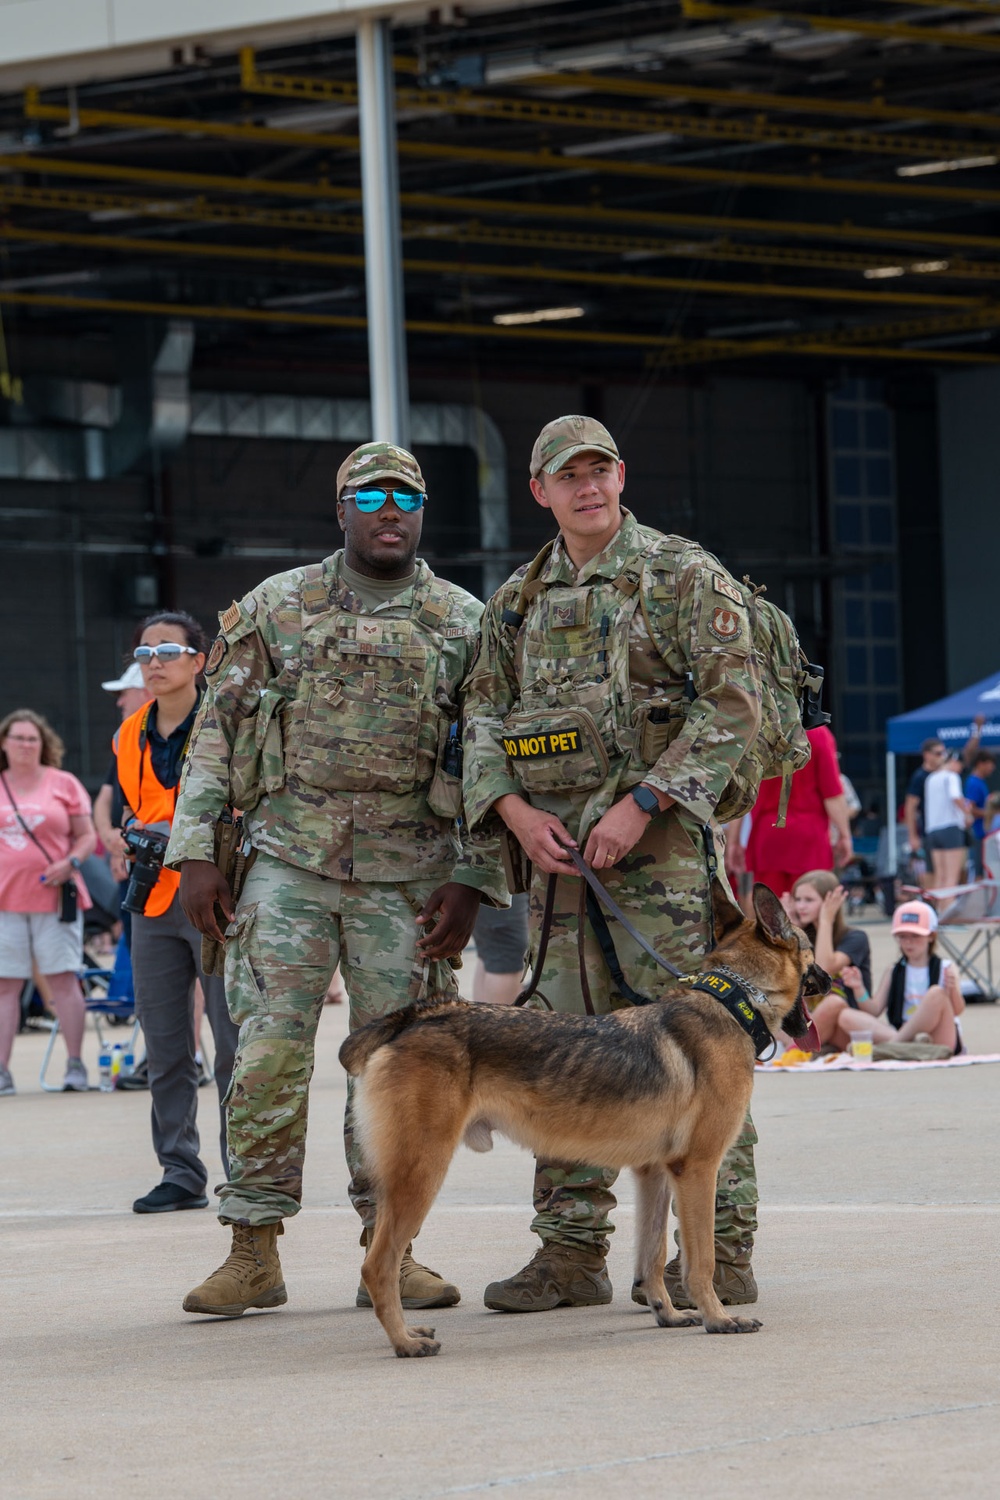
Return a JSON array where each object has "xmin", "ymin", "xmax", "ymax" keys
[
  {"xmin": 704, "ymin": 1315, "xmax": 762, "ymax": 1335},
  {"xmin": 394, "ymin": 1326, "xmax": 441, "ymax": 1358},
  {"xmin": 647, "ymin": 1297, "xmax": 702, "ymax": 1329}
]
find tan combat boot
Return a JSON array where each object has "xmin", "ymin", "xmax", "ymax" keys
[
  {"xmin": 484, "ymin": 1243, "xmax": 612, "ymax": 1312},
  {"xmin": 356, "ymin": 1237, "xmax": 461, "ymax": 1310},
  {"xmin": 631, "ymin": 1247, "xmax": 758, "ymax": 1309},
  {"xmin": 183, "ymin": 1223, "xmax": 287, "ymax": 1318}
]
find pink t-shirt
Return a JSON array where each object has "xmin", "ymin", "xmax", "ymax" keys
[{"xmin": 0, "ymin": 768, "xmax": 93, "ymax": 914}]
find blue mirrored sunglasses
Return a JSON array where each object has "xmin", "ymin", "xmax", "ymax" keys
[
  {"xmin": 134, "ymin": 644, "xmax": 197, "ymax": 663},
  {"xmin": 347, "ymin": 487, "xmax": 425, "ymax": 513}
]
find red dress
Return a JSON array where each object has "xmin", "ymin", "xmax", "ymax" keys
[{"xmin": 745, "ymin": 726, "xmax": 843, "ymax": 896}]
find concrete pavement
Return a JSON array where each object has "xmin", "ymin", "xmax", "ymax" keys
[{"xmin": 4, "ymin": 920, "xmax": 1000, "ymax": 1498}]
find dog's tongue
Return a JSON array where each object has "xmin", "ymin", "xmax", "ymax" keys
[{"xmin": 789, "ymin": 1002, "xmax": 821, "ymax": 1054}]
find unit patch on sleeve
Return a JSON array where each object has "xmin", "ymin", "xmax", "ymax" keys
[
  {"xmin": 205, "ymin": 637, "xmax": 226, "ymax": 676},
  {"xmin": 713, "ymin": 574, "xmax": 744, "ymax": 607},
  {"xmin": 708, "ymin": 607, "xmax": 742, "ymax": 643}
]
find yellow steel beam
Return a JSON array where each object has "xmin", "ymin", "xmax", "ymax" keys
[
  {"xmin": 5, "ymin": 180, "xmax": 1000, "ymax": 282},
  {"xmin": 236, "ymin": 54, "xmax": 986, "ymax": 162},
  {"xmin": 6, "ymin": 155, "xmax": 1000, "ymax": 260},
  {"xmin": 21, "ymin": 96, "xmax": 1000, "ymax": 207},
  {"xmin": 2, "ymin": 220, "xmax": 988, "ymax": 310},
  {"xmin": 680, "ymin": 1, "xmax": 1000, "ymax": 52},
  {"xmin": 0, "ymin": 287, "xmax": 996, "ymax": 366},
  {"xmin": 459, "ymin": 66, "xmax": 1000, "ymax": 135}
]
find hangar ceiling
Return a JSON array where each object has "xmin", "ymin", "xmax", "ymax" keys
[{"xmin": 1, "ymin": 0, "xmax": 999, "ymax": 385}]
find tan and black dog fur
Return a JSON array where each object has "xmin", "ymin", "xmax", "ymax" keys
[{"xmin": 340, "ymin": 881, "xmax": 829, "ymax": 1359}]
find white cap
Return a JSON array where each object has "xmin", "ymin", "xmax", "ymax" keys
[{"xmin": 101, "ymin": 661, "xmax": 146, "ymax": 692}]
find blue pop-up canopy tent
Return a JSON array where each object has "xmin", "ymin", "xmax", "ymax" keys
[
  {"xmin": 884, "ymin": 672, "xmax": 1000, "ymax": 873},
  {"xmin": 887, "ymin": 672, "xmax": 1000, "ymax": 754}
]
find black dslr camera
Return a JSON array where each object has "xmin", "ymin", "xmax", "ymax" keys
[{"xmin": 122, "ymin": 823, "xmax": 171, "ymax": 914}]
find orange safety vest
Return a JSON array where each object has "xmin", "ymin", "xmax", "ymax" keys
[{"xmin": 114, "ymin": 701, "xmax": 184, "ymax": 919}]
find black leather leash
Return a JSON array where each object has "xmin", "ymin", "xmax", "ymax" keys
[
  {"xmin": 512, "ymin": 843, "xmax": 776, "ymax": 1057},
  {"xmin": 514, "ymin": 845, "xmax": 686, "ymax": 1011}
]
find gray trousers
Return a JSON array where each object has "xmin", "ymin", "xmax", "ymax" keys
[{"xmin": 130, "ymin": 894, "xmax": 238, "ymax": 1195}]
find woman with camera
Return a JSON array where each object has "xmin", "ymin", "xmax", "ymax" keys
[
  {"xmin": 110, "ymin": 612, "xmax": 238, "ymax": 1213},
  {"xmin": 0, "ymin": 710, "xmax": 96, "ymax": 1096}
]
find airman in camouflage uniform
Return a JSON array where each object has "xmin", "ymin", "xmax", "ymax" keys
[
  {"xmin": 462, "ymin": 415, "xmax": 764, "ymax": 1313},
  {"xmin": 170, "ymin": 442, "xmax": 505, "ymax": 1320}
]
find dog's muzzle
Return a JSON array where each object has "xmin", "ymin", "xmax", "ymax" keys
[{"xmin": 786, "ymin": 963, "xmax": 831, "ymax": 1052}]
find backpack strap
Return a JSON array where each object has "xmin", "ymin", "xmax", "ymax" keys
[{"xmin": 501, "ymin": 541, "xmax": 557, "ymax": 631}]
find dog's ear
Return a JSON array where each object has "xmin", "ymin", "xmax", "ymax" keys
[
  {"xmin": 802, "ymin": 962, "xmax": 831, "ymax": 1000},
  {"xmin": 752, "ymin": 883, "xmax": 796, "ymax": 946},
  {"xmin": 710, "ymin": 876, "xmax": 746, "ymax": 942}
]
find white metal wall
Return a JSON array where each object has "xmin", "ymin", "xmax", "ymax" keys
[{"xmin": 0, "ymin": 0, "xmax": 425, "ymax": 81}]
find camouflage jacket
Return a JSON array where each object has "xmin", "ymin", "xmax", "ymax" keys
[
  {"xmin": 167, "ymin": 550, "xmax": 505, "ymax": 899},
  {"xmin": 462, "ymin": 509, "xmax": 763, "ymax": 842}
]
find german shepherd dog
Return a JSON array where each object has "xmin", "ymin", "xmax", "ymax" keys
[{"xmin": 339, "ymin": 881, "xmax": 828, "ymax": 1359}]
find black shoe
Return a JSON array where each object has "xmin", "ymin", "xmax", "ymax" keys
[
  {"xmin": 133, "ymin": 1182, "xmax": 209, "ymax": 1214},
  {"xmin": 119, "ymin": 1061, "xmax": 149, "ymax": 1091}
]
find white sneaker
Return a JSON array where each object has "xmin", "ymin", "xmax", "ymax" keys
[
  {"xmin": 63, "ymin": 1058, "xmax": 89, "ymax": 1092},
  {"xmin": 0, "ymin": 1065, "xmax": 14, "ymax": 1096}
]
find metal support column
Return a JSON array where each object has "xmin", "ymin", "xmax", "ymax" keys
[{"xmin": 356, "ymin": 17, "xmax": 410, "ymax": 448}]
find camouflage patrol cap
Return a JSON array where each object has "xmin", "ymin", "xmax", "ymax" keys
[
  {"xmin": 530, "ymin": 414, "xmax": 620, "ymax": 478},
  {"xmin": 336, "ymin": 441, "xmax": 426, "ymax": 497}
]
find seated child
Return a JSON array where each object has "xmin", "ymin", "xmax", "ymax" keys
[
  {"xmin": 837, "ymin": 900, "xmax": 965, "ymax": 1055},
  {"xmin": 789, "ymin": 870, "xmax": 874, "ymax": 1046}
]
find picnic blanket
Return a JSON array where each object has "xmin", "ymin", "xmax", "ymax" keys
[{"xmin": 759, "ymin": 1052, "xmax": 1000, "ymax": 1073}]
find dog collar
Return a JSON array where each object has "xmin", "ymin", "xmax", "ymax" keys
[{"xmin": 680, "ymin": 967, "xmax": 776, "ymax": 1060}]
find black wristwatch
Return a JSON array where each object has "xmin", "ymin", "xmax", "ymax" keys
[{"xmin": 629, "ymin": 785, "xmax": 660, "ymax": 817}]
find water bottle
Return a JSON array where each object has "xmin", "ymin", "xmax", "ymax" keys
[
  {"xmin": 98, "ymin": 1042, "xmax": 114, "ymax": 1093},
  {"xmin": 110, "ymin": 1044, "xmax": 123, "ymax": 1089},
  {"xmin": 121, "ymin": 1044, "xmax": 135, "ymax": 1083}
]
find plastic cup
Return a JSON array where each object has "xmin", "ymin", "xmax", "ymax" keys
[{"xmin": 850, "ymin": 1029, "xmax": 874, "ymax": 1065}]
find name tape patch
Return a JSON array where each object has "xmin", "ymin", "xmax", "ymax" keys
[{"xmin": 502, "ymin": 730, "xmax": 581, "ymax": 759}]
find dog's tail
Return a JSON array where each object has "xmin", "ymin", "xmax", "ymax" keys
[{"xmin": 338, "ymin": 995, "xmax": 464, "ymax": 1076}]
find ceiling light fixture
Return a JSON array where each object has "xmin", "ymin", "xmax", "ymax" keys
[
  {"xmin": 493, "ymin": 306, "xmax": 586, "ymax": 326},
  {"xmin": 863, "ymin": 266, "xmax": 906, "ymax": 279},
  {"xmin": 910, "ymin": 260, "xmax": 950, "ymax": 273},
  {"xmin": 897, "ymin": 154, "xmax": 998, "ymax": 178},
  {"xmin": 563, "ymin": 130, "xmax": 679, "ymax": 158}
]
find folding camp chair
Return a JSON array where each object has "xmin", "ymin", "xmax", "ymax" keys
[
  {"xmin": 39, "ymin": 937, "xmax": 141, "ymax": 1091},
  {"xmin": 899, "ymin": 872, "xmax": 1000, "ymax": 1002}
]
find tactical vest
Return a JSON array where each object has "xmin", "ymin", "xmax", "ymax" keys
[
  {"xmin": 260, "ymin": 562, "xmax": 471, "ymax": 802},
  {"xmin": 501, "ymin": 531, "xmax": 818, "ymax": 826},
  {"xmin": 500, "ymin": 530, "xmax": 677, "ymax": 803}
]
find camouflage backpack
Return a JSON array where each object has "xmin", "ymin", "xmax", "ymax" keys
[{"xmin": 639, "ymin": 558, "xmax": 828, "ymax": 827}]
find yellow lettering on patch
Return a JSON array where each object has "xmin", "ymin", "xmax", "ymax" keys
[{"xmin": 518, "ymin": 738, "xmax": 532, "ymax": 756}]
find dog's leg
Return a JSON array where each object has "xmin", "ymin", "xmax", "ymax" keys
[
  {"xmin": 362, "ymin": 1210, "xmax": 442, "ymax": 1359},
  {"xmin": 360, "ymin": 1078, "xmax": 467, "ymax": 1358},
  {"xmin": 632, "ymin": 1166, "xmax": 701, "ymax": 1329},
  {"xmin": 673, "ymin": 1163, "xmax": 761, "ymax": 1335}
]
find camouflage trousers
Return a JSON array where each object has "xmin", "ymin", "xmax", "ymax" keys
[
  {"xmin": 525, "ymin": 810, "xmax": 758, "ymax": 1257},
  {"xmin": 219, "ymin": 851, "xmax": 458, "ymax": 1227}
]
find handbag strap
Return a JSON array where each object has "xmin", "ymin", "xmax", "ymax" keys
[{"xmin": 0, "ymin": 769, "xmax": 57, "ymax": 866}]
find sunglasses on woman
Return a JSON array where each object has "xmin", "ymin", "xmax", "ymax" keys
[
  {"xmin": 134, "ymin": 644, "xmax": 198, "ymax": 663},
  {"xmin": 345, "ymin": 487, "xmax": 426, "ymax": 513}
]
